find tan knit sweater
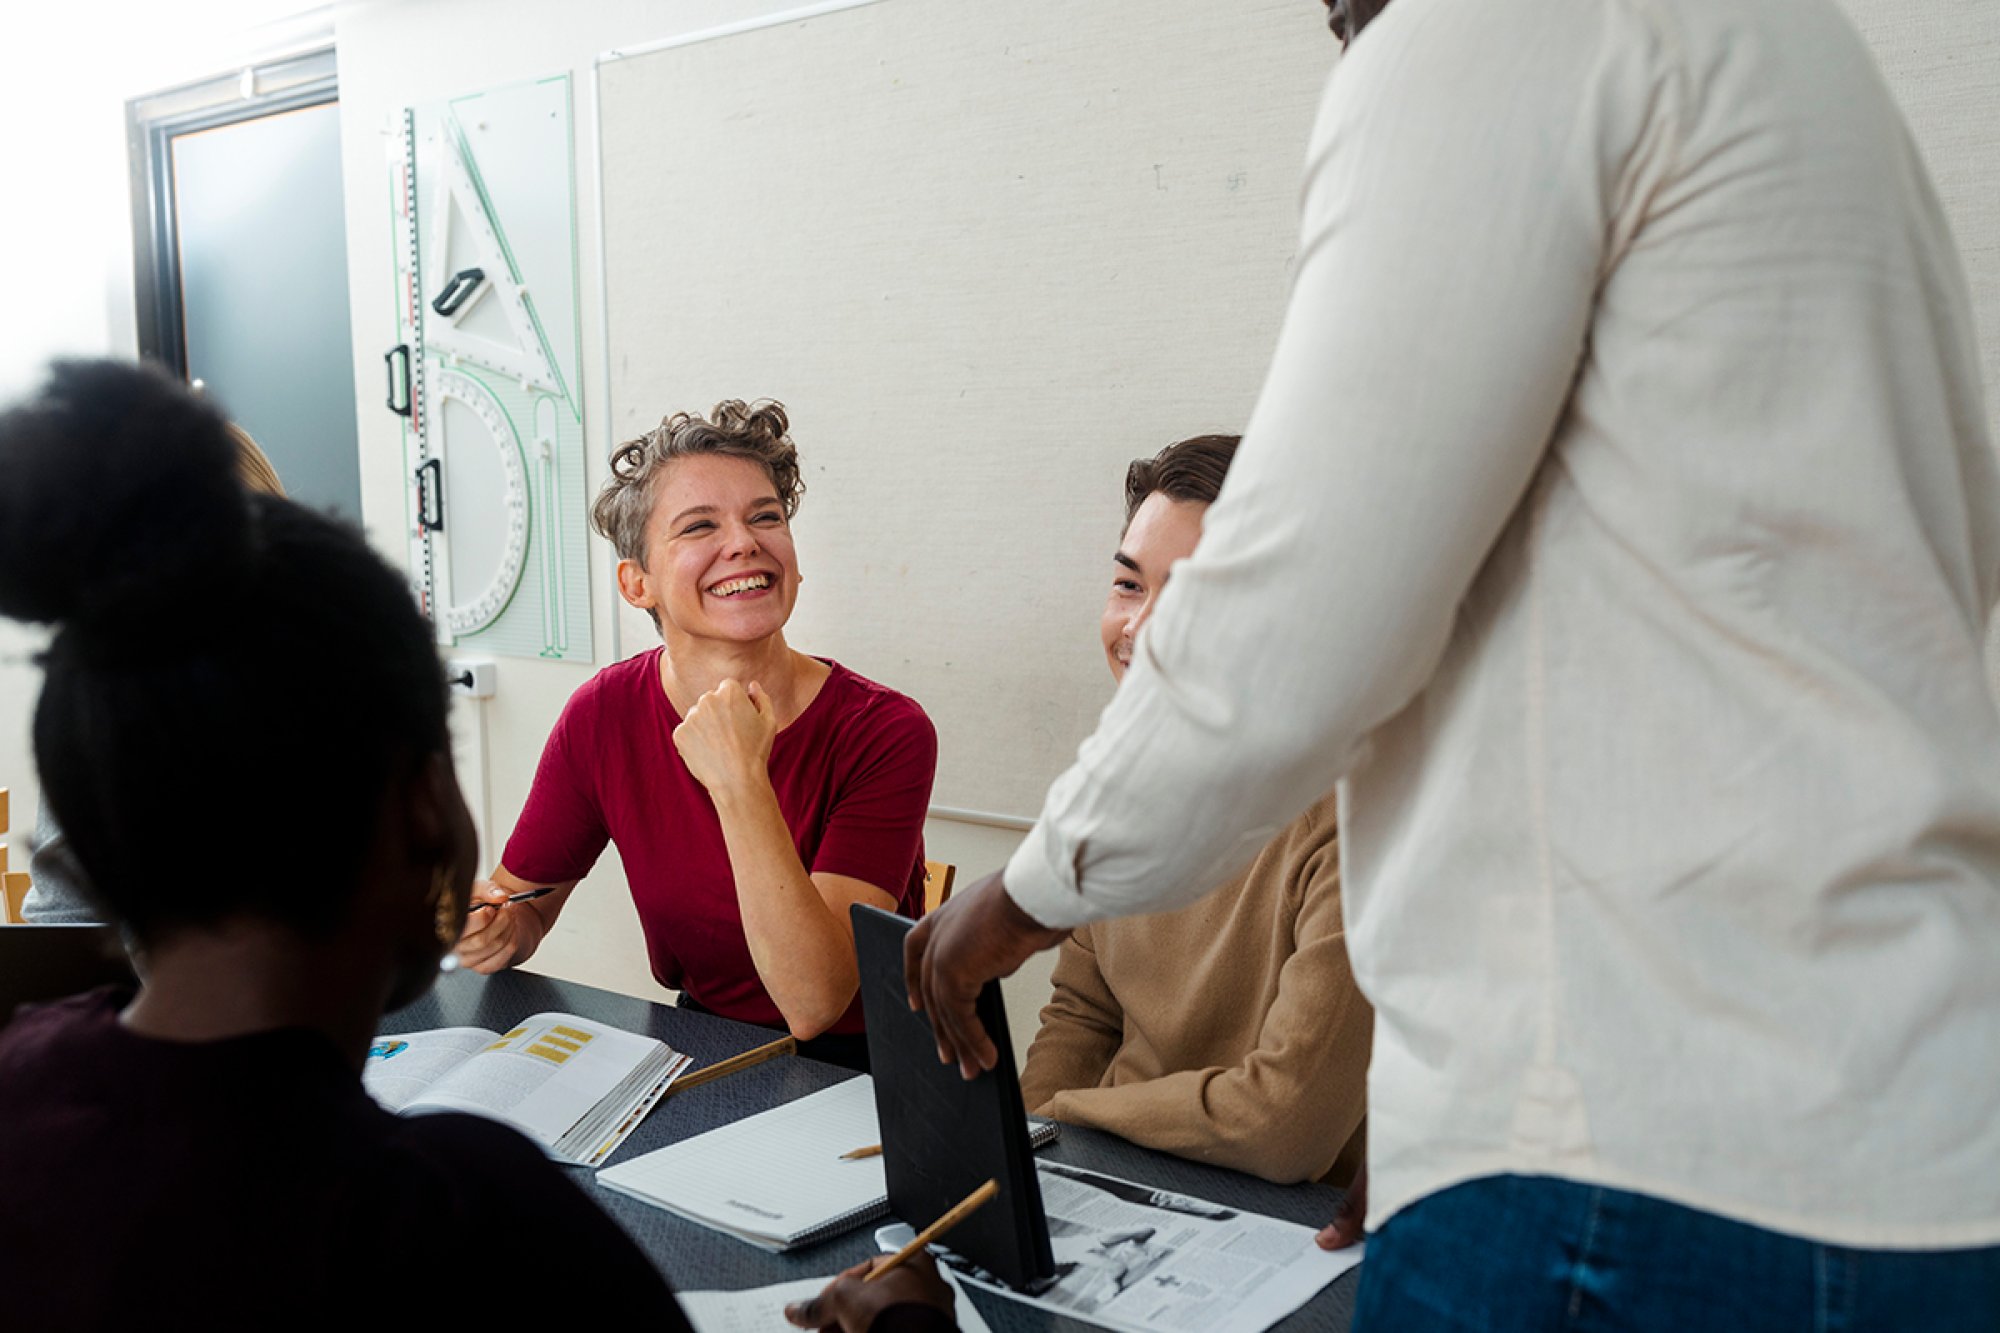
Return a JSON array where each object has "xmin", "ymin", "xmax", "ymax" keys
[{"xmin": 1019, "ymin": 793, "xmax": 1370, "ymax": 1186}]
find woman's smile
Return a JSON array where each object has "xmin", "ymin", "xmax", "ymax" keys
[{"xmin": 708, "ymin": 572, "xmax": 775, "ymax": 598}]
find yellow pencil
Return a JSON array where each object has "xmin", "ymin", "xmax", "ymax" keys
[
  {"xmin": 667, "ymin": 1035, "xmax": 796, "ymax": 1094},
  {"xmin": 866, "ymin": 1180, "xmax": 999, "ymax": 1283}
]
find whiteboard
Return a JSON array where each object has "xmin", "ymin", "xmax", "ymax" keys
[{"xmin": 597, "ymin": 0, "xmax": 1336, "ymax": 817}]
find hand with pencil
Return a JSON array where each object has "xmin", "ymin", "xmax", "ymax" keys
[
  {"xmin": 784, "ymin": 1179, "xmax": 992, "ymax": 1330},
  {"xmin": 454, "ymin": 875, "xmax": 564, "ymax": 973},
  {"xmin": 782, "ymin": 1252, "xmax": 955, "ymax": 1331}
]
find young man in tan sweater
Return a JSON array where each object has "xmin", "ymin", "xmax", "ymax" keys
[{"xmin": 1018, "ymin": 435, "xmax": 1371, "ymax": 1186}]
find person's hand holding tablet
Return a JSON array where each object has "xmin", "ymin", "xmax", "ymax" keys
[{"xmin": 904, "ymin": 871, "xmax": 1064, "ymax": 1080}]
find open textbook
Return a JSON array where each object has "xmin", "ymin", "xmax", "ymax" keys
[
  {"xmin": 364, "ymin": 1013, "xmax": 690, "ymax": 1167},
  {"xmin": 598, "ymin": 1076, "xmax": 1059, "ymax": 1251},
  {"xmin": 877, "ymin": 1161, "xmax": 1364, "ymax": 1333}
]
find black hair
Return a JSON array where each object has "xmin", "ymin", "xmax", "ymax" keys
[
  {"xmin": 1122, "ymin": 434, "xmax": 1242, "ymax": 526},
  {"xmin": 0, "ymin": 360, "xmax": 451, "ymax": 942},
  {"xmin": 1326, "ymin": 0, "xmax": 1396, "ymax": 45}
]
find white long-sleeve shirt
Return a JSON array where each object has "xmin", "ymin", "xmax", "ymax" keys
[{"xmin": 1005, "ymin": 0, "xmax": 2000, "ymax": 1248}]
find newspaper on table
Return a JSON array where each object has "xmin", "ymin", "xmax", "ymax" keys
[{"xmin": 876, "ymin": 1160, "xmax": 1364, "ymax": 1333}]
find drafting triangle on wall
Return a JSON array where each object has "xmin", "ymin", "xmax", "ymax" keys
[
  {"xmin": 422, "ymin": 123, "xmax": 559, "ymax": 394},
  {"xmin": 389, "ymin": 75, "xmax": 591, "ymax": 665}
]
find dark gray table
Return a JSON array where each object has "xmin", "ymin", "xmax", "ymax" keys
[{"xmin": 388, "ymin": 969, "xmax": 1358, "ymax": 1331}]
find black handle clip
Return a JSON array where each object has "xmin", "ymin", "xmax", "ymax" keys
[
  {"xmin": 384, "ymin": 345, "xmax": 412, "ymax": 416},
  {"xmin": 416, "ymin": 457, "xmax": 445, "ymax": 533},
  {"xmin": 431, "ymin": 267, "xmax": 486, "ymax": 318}
]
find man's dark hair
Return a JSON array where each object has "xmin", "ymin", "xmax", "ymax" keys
[
  {"xmin": 1326, "ymin": 0, "xmax": 1396, "ymax": 45},
  {"xmin": 1123, "ymin": 434, "xmax": 1242, "ymax": 526}
]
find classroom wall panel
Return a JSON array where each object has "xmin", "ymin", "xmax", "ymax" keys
[{"xmin": 597, "ymin": 0, "xmax": 1338, "ymax": 821}]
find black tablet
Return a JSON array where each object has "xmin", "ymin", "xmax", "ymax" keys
[{"xmin": 852, "ymin": 903, "xmax": 1055, "ymax": 1290}]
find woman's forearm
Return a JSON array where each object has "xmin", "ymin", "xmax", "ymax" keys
[{"xmin": 708, "ymin": 778, "xmax": 863, "ymax": 1038}]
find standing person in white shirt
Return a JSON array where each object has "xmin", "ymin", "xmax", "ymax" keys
[{"xmin": 906, "ymin": 0, "xmax": 2000, "ymax": 1326}]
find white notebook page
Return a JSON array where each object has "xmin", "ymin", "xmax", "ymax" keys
[{"xmin": 598, "ymin": 1076, "xmax": 885, "ymax": 1245}]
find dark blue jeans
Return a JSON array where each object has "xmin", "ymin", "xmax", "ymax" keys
[{"xmin": 1352, "ymin": 1174, "xmax": 2000, "ymax": 1332}]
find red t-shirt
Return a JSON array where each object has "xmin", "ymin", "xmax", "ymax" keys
[{"xmin": 504, "ymin": 651, "xmax": 936, "ymax": 1034}]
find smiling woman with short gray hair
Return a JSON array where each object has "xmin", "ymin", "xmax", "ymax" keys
[{"xmin": 457, "ymin": 398, "xmax": 937, "ymax": 1073}]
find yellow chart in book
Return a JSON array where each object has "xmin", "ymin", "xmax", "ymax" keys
[{"xmin": 485, "ymin": 1018, "xmax": 598, "ymax": 1065}]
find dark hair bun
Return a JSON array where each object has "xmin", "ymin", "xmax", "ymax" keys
[{"xmin": 0, "ymin": 360, "xmax": 249, "ymax": 627}]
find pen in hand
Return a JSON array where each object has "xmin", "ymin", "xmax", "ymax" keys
[
  {"xmin": 467, "ymin": 886, "xmax": 558, "ymax": 913},
  {"xmin": 442, "ymin": 886, "xmax": 557, "ymax": 972}
]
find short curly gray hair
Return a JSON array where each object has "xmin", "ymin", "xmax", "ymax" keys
[{"xmin": 591, "ymin": 398, "xmax": 805, "ymax": 564}]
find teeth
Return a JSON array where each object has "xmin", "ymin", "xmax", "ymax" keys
[{"xmin": 711, "ymin": 574, "xmax": 771, "ymax": 597}]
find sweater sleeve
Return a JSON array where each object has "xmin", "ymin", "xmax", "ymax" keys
[
  {"xmin": 21, "ymin": 804, "xmax": 101, "ymax": 924},
  {"xmin": 1036, "ymin": 832, "xmax": 1371, "ymax": 1184},
  {"xmin": 1018, "ymin": 927, "xmax": 1124, "ymax": 1114}
]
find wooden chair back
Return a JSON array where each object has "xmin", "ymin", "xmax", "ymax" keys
[
  {"xmin": 922, "ymin": 860, "xmax": 957, "ymax": 916},
  {"xmin": 1, "ymin": 787, "xmax": 26, "ymax": 923}
]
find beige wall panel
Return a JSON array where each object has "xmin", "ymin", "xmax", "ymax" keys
[{"xmin": 598, "ymin": 0, "xmax": 1337, "ymax": 822}]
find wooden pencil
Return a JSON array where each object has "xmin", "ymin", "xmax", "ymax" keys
[
  {"xmin": 668, "ymin": 1035, "xmax": 796, "ymax": 1094},
  {"xmin": 866, "ymin": 1179, "xmax": 999, "ymax": 1282}
]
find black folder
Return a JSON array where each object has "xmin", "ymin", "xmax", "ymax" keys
[{"xmin": 852, "ymin": 903, "xmax": 1055, "ymax": 1290}]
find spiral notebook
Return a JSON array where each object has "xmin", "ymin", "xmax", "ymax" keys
[{"xmin": 597, "ymin": 1075, "xmax": 1057, "ymax": 1252}]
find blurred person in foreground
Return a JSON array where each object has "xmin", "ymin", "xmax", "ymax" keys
[{"xmin": 0, "ymin": 361, "xmax": 955, "ymax": 1333}]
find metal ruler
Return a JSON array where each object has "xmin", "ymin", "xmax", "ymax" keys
[{"xmin": 388, "ymin": 106, "xmax": 450, "ymax": 643}]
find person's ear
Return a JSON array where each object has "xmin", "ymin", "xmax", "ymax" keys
[{"xmin": 615, "ymin": 557, "xmax": 655, "ymax": 611}]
